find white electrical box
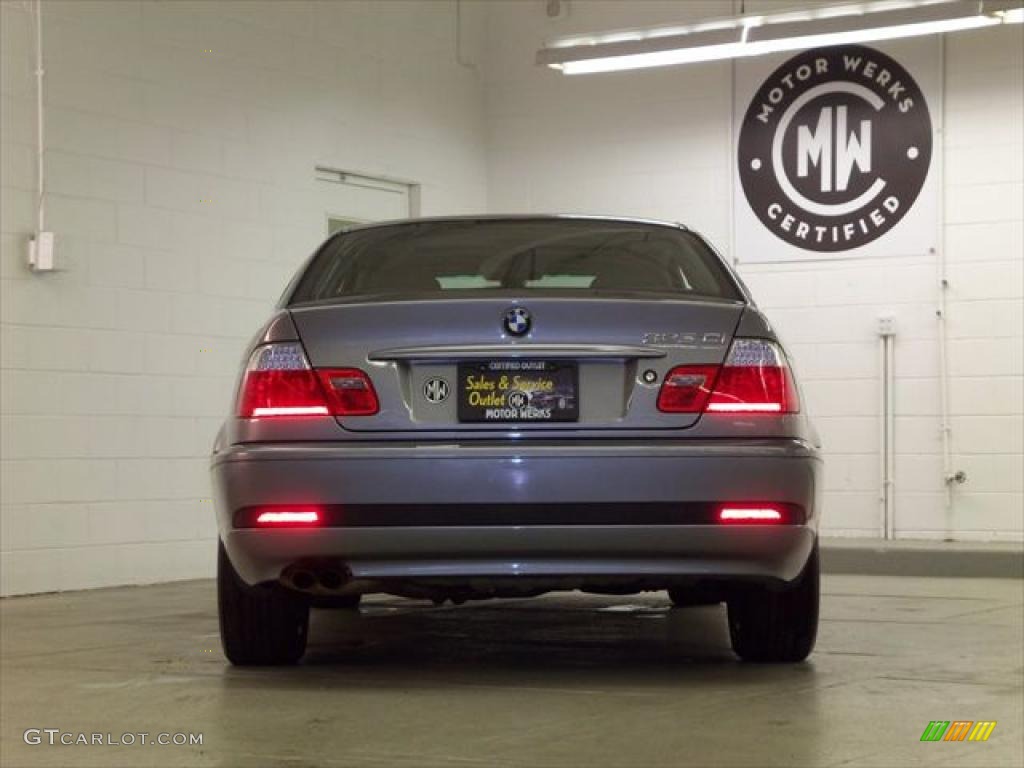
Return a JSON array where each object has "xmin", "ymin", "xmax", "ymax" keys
[
  {"xmin": 877, "ymin": 313, "xmax": 897, "ymax": 337},
  {"xmin": 28, "ymin": 231, "xmax": 55, "ymax": 271}
]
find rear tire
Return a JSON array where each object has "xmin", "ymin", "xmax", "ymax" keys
[
  {"xmin": 727, "ymin": 544, "xmax": 819, "ymax": 663},
  {"xmin": 218, "ymin": 541, "xmax": 309, "ymax": 665}
]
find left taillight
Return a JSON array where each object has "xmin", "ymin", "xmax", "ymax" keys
[
  {"xmin": 237, "ymin": 342, "xmax": 378, "ymax": 418},
  {"xmin": 315, "ymin": 368, "xmax": 379, "ymax": 416}
]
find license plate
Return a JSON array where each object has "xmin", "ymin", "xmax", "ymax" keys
[{"xmin": 457, "ymin": 360, "xmax": 579, "ymax": 423}]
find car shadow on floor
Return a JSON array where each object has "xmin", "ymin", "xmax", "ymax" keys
[
  {"xmin": 222, "ymin": 596, "xmax": 820, "ymax": 693},
  {"xmin": 211, "ymin": 597, "xmax": 826, "ymax": 767}
]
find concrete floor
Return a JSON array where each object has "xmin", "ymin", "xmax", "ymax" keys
[{"xmin": 1, "ymin": 575, "xmax": 1021, "ymax": 768}]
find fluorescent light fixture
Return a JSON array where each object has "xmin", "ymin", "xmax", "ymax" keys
[{"xmin": 539, "ymin": 0, "xmax": 1022, "ymax": 75}]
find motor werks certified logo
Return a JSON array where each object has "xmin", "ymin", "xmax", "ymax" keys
[
  {"xmin": 423, "ymin": 377, "xmax": 449, "ymax": 404},
  {"xmin": 738, "ymin": 45, "xmax": 932, "ymax": 252}
]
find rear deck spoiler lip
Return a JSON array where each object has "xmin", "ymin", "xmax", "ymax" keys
[{"xmin": 368, "ymin": 344, "xmax": 667, "ymax": 361}]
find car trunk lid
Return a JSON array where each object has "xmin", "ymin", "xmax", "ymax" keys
[{"xmin": 290, "ymin": 296, "xmax": 744, "ymax": 432}]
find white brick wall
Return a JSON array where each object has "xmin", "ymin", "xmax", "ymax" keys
[
  {"xmin": 939, "ymin": 23, "xmax": 1024, "ymax": 542},
  {"xmin": 483, "ymin": 1, "xmax": 1023, "ymax": 542},
  {"xmin": 1, "ymin": 1, "xmax": 1021, "ymax": 596},
  {"xmin": 1, "ymin": 0, "xmax": 488, "ymax": 595}
]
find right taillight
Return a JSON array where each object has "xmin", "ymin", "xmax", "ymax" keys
[
  {"xmin": 707, "ymin": 339, "xmax": 799, "ymax": 414},
  {"xmin": 658, "ymin": 339, "xmax": 799, "ymax": 415},
  {"xmin": 237, "ymin": 342, "xmax": 379, "ymax": 418},
  {"xmin": 656, "ymin": 365, "xmax": 719, "ymax": 413}
]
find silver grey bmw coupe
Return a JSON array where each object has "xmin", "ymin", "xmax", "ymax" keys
[{"xmin": 212, "ymin": 216, "xmax": 822, "ymax": 665}]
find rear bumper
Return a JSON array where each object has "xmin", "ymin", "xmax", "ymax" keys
[{"xmin": 211, "ymin": 439, "xmax": 821, "ymax": 587}]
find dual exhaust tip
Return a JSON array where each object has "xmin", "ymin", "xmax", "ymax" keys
[{"xmin": 285, "ymin": 563, "xmax": 351, "ymax": 593}]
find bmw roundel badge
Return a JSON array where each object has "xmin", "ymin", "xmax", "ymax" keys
[{"xmin": 503, "ymin": 307, "xmax": 531, "ymax": 336}]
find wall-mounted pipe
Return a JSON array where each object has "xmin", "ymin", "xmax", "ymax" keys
[
  {"xmin": 885, "ymin": 331, "xmax": 896, "ymax": 539},
  {"xmin": 34, "ymin": 0, "xmax": 45, "ymax": 237},
  {"xmin": 454, "ymin": 0, "xmax": 480, "ymax": 75},
  {"xmin": 877, "ymin": 334, "xmax": 886, "ymax": 539},
  {"xmin": 28, "ymin": 0, "xmax": 55, "ymax": 272},
  {"xmin": 878, "ymin": 314, "xmax": 897, "ymax": 539},
  {"xmin": 935, "ymin": 33, "xmax": 966, "ymax": 523}
]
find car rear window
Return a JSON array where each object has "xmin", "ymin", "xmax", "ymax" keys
[{"xmin": 289, "ymin": 219, "xmax": 741, "ymax": 304}]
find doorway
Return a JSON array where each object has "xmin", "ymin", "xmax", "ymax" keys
[{"xmin": 315, "ymin": 167, "xmax": 418, "ymax": 235}]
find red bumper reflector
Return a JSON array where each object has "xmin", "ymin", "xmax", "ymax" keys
[
  {"xmin": 255, "ymin": 509, "xmax": 321, "ymax": 526},
  {"xmin": 718, "ymin": 506, "xmax": 783, "ymax": 523}
]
